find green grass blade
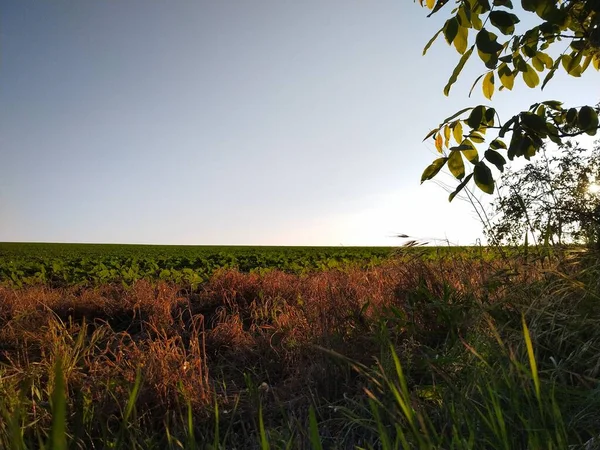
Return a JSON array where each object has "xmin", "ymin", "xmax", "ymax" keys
[
  {"xmin": 258, "ymin": 404, "xmax": 270, "ymax": 450},
  {"xmin": 308, "ymin": 406, "xmax": 324, "ymax": 450},
  {"xmin": 50, "ymin": 359, "xmax": 67, "ymax": 450},
  {"xmin": 213, "ymin": 394, "xmax": 220, "ymax": 450},
  {"xmin": 522, "ymin": 315, "xmax": 540, "ymax": 402}
]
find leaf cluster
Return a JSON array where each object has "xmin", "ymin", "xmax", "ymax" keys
[{"xmin": 420, "ymin": 0, "xmax": 600, "ymax": 196}]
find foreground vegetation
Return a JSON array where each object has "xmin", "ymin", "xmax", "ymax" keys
[{"xmin": 1, "ymin": 248, "xmax": 599, "ymax": 449}]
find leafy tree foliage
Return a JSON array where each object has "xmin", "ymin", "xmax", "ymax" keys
[
  {"xmin": 486, "ymin": 140, "xmax": 600, "ymax": 246},
  {"xmin": 419, "ymin": 0, "xmax": 600, "ymax": 200}
]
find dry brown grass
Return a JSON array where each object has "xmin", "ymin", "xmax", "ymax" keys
[{"xmin": 0, "ymin": 256, "xmax": 538, "ymax": 434}]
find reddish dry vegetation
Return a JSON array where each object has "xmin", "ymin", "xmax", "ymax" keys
[{"xmin": 0, "ymin": 258, "xmax": 525, "ymax": 424}]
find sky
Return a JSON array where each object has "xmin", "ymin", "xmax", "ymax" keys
[{"xmin": 0, "ymin": 0, "xmax": 598, "ymax": 246}]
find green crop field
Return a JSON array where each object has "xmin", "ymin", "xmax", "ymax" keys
[
  {"xmin": 0, "ymin": 242, "xmax": 513, "ymax": 287},
  {"xmin": 0, "ymin": 242, "xmax": 399, "ymax": 287}
]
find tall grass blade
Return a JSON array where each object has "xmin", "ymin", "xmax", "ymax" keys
[
  {"xmin": 187, "ymin": 395, "xmax": 197, "ymax": 450},
  {"xmin": 522, "ymin": 315, "xmax": 540, "ymax": 402},
  {"xmin": 213, "ymin": 395, "xmax": 220, "ymax": 450},
  {"xmin": 258, "ymin": 404, "xmax": 270, "ymax": 450},
  {"xmin": 50, "ymin": 359, "xmax": 67, "ymax": 450},
  {"xmin": 115, "ymin": 368, "xmax": 142, "ymax": 449},
  {"xmin": 308, "ymin": 406, "xmax": 324, "ymax": 450}
]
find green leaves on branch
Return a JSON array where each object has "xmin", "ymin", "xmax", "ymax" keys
[
  {"xmin": 419, "ymin": 0, "xmax": 600, "ymax": 199},
  {"xmin": 422, "ymin": 0, "xmax": 600, "ymax": 101},
  {"xmin": 421, "ymin": 102, "xmax": 600, "ymax": 197}
]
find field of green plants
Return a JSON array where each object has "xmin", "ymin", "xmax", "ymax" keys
[
  {"xmin": 0, "ymin": 243, "xmax": 397, "ymax": 287},
  {"xmin": 0, "ymin": 242, "xmax": 506, "ymax": 288}
]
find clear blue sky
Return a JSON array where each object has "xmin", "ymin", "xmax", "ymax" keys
[{"xmin": 0, "ymin": 0, "xmax": 597, "ymax": 245}]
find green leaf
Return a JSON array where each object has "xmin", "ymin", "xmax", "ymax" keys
[
  {"xmin": 489, "ymin": 138, "xmax": 507, "ymax": 149},
  {"xmin": 443, "ymin": 46, "xmax": 475, "ymax": 96},
  {"xmin": 454, "ymin": 25, "xmax": 469, "ymax": 54},
  {"xmin": 443, "ymin": 17, "xmax": 460, "ymax": 45},
  {"xmin": 489, "ymin": 11, "xmax": 520, "ymax": 35},
  {"xmin": 462, "ymin": 147, "xmax": 480, "ymax": 163},
  {"xmin": 448, "ymin": 150, "xmax": 466, "ymax": 179},
  {"xmin": 475, "ymin": 29, "xmax": 503, "ymax": 54},
  {"xmin": 542, "ymin": 100, "xmax": 562, "ymax": 111},
  {"xmin": 485, "ymin": 149, "xmax": 507, "ymax": 172},
  {"xmin": 468, "ymin": 73, "xmax": 486, "ymax": 97},
  {"xmin": 566, "ymin": 108, "xmax": 578, "ymax": 126},
  {"xmin": 442, "ymin": 107, "xmax": 474, "ymax": 123},
  {"xmin": 467, "ymin": 105, "xmax": 485, "ymax": 129},
  {"xmin": 522, "ymin": 64, "xmax": 540, "ymax": 88},
  {"xmin": 468, "ymin": 131, "xmax": 485, "ymax": 143},
  {"xmin": 582, "ymin": 54, "xmax": 593, "ymax": 73},
  {"xmin": 567, "ymin": 51, "xmax": 583, "ymax": 75},
  {"xmin": 422, "ymin": 128, "xmax": 440, "ymax": 141},
  {"xmin": 477, "ymin": 48, "xmax": 499, "ymax": 69},
  {"xmin": 541, "ymin": 57, "xmax": 560, "ymax": 90},
  {"xmin": 449, "ymin": 173, "xmax": 474, "ymax": 202},
  {"xmin": 484, "ymin": 107, "xmax": 496, "ymax": 125},
  {"xmin": 499, "ymin": 115, "xmax": 518, "ymax": 137},
  {"xmin": 450, "ymin": 144, "xmax": 475, "ymax": 151},
  {"xmin": 482, "ymin": 71, "xmax": 494, "ymax": 99},
  {"xmin": 421, "ymin": 157, "xmax": 448, "ymax": 183},
  {"xmin": 578, "ymin": 106, "xmax": 599, "ymax": 135},
  {"xmin": 423, "ymin": 28, "xmax": 444, "ymax": 55},
  {"xmin": 474, "ymin": 162, "xmax": 495, "ymax": 194},
  {"xmin": 520, "ymin": 112, "xmax": 548, "ymax": 136}
]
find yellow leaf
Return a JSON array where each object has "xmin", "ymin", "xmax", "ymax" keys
[
  {"xmin": 581, "ymin": 54, "xmax": 593, "ymax": 73},
  {"xmin": 561, "ymin": 54, "xmax": 572, "ymax": 71},
  {"xmin": 426, "ymin": 0, "xmax": 435, "ymax": 9},
  {"xmin": 482, "ymin": 72, "xmax": 494, "ymax": 100},
  {"xmin": 498, "ymin": 63, "xmax": 515, "ymax": 90},
  {"xmin": 435, "ymin": 133, "xmax": 443, "ymax": 153},
  {"xmin": 537, "ymin": 52, "xmax": 553, "ymax": 69},
  {"xmin": 453, "ymin": 122, "xmax": 463, "ymax": 143},
  {"xmin": 522, "ymin": 64, "xmax": 539, "ymax": 88},
  {"xmin": 471, "ymin": 14, "xmax": 483, "ymax": 30},
  {"xmin": 454, "ymin": 26, "xmax": 469, "ymax": 54},
  {"xmin": 444, "ymin": 125, "xmax": 451, "ymax": 147},
  {"xmin": 531, "ymin": 56, "xmax": 544, "ymax": 72},
  {"xmin": 594, "ymin": 55, "xmax": 600, "ymax": 71}
]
